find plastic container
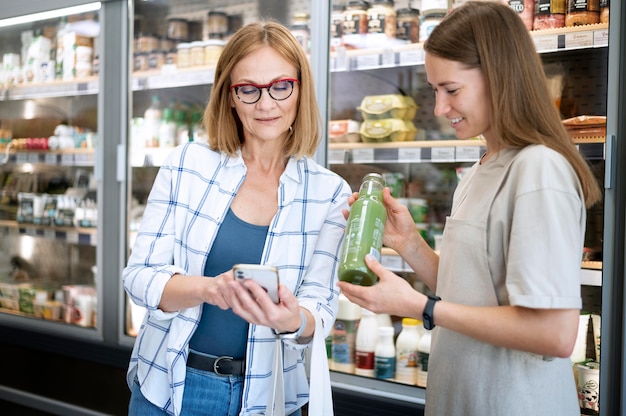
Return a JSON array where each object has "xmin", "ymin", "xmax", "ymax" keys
[
  {"xmin": 338, "ymin": 173, "xmax": 387, "ymax": 286},
  {"xmin": 330, "ymin": 4, "xmax": 346, "ymax": 50},
  {"xmin": 355, "ymin": 308, "xmax": 379, "ymax": 377},
  {"xmin": 502, "ymin": 0, "xmax": 536, "ymax": 31},
  {"xmin": 176, "ymin": 43, "xmax": 191, "ymax": 68},
  {"xmin": 374, "ymin": 326, "xmax": 396, "ymax": 379},
  {"xmin": 207, "ymin": 11, "xmax": 228, "ymax": 38},
  {"xmin": 395, "ymin": 318, "xmax": 421, "ymax": 385},
  {"xmin": 332, "ymin": 294, "xmax": 362, "ymax": 373},
  {"xmin": 417, "ymin": 330, "xmax": 432, "ymax": 387},
  {"xmin": 566, "ymin": 0, "xmax": 600, "ymax": 26}
]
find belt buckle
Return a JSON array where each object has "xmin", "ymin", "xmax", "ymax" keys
[{"xmin": 213, "ymin": 355, "xmax": 234, "ymax": 375}]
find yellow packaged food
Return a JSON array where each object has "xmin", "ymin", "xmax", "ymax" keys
[
  {"xmin": 358, "ymin": 94, "xmax": 418, "ymax": 120},
  {"xmin": 360, "ymin": 119, "xmax": 417, "ymax": 143}
]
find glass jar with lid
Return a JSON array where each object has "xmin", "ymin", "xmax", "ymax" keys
[
  {"xmin": 343, "ymin": 0, "xmax": 370, "ymax": 36},
  {"xmin": 367, "ymin": 0, "xmax": 397, "ymax": 38},
  {"xmin": 330, "ymin": 3, "xmax": 346, "ymax": 50},
  {"xmin": 167, "ymin": 18, "xmax": 188, "ymax": 41},
  {"xmin": 396, "ymin": 8, "xmax": 420, "ymax": 43},
  {"xmin": 207, "ymin": 11, "xmax": 228, "ymax": 39},
  {"xmin": 176, "ymin": 42, "xmax": 191, "ymax": 68}
]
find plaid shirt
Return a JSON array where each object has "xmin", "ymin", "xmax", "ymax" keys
[{"xmin": 123, "ymin": 142, "xmax": 351, "ymax": 416}]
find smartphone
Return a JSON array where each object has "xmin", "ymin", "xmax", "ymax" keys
[{"xmin": 233, "ymin": 264, "xmax": 280, "ymax": 303}]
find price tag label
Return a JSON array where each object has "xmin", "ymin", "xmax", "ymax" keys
[
  {"xmin": 44, "ymin": 229, "xmax": 56, "ymax": 240},
  {"xmin": 566, "ymin": 31, "xmax": 593, "ymax": 49},
  {"xmin": 25, "ymin": 227, "xmax": 36, "ymax": 236},
  {"xmin": 381, "ymin": 48, "xmax": 395, "ymax": 67},
  {"xmin": 533, "ymin": 34, "xmax": 559, "ymax": 52},
  {"xmin": 61, "ymin": 153, "xmax": 74, "ymax": 165},
  {"xmin": 431, "ymin": 147, "xmax": 455, "ymax": 162},
  {"xmin": 16, "ymin": 153, "xmax": 28, "ymax": 164},
  {"xmin": 455, "ymin": 146, "xmax": 481, "ymax": 162},
  {"xmin": 381, "ymin": 254, "xmax": 404, "ymax": 271},
  {"xmin": 351, "ymin": 148, "xmax": 375, "ymax": 163},
  {"xmin": 398, "ymin": 147, "xmax": 422, "ymax": 162},
  {"xmin": 328, "ymin": 149, "xmax": 347, "ymax": 164},
  {"xmin": 74, "ymin": 153, "xmax": 92, "ymax": 166},
  {"xmin": 355, "ymin": 54, "xmax": 380, "ymax": 70},
  {"xmin": 594, "ymin": 28, "xmax": 609, "ymax": 47},
  {"xmin": 44, "ymin": 153, "xmax": 58, "ymax": 165},
  {"xmin": 66, "ymin": 231, "xmax": 79, "ymax": 244},
  {"xmin": 27, "ymin": 153, "xmax": 40, "ymax": 163},
  {"xmin": 398, "ymin": 48, "xmax": 424, "ymax": 66}
]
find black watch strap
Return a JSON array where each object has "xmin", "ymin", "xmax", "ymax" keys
[{"xmin": 423, "ymin": 295, "xmax": 441, "ymax": 330}]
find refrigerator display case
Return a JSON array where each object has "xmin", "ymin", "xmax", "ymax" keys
[
  {"xmin": 324, "ymin": 1, "xmax": 617, "ymax": 415},
  {"xmin": 0, "ymin": 2, "xmax": 105, "ymax": 338},
  {"xmin": 0, "ymin": 0, "xmax": 624, "ymax": 415}
]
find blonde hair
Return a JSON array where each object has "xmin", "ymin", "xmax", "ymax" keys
[
  {"xmin": 424, "ymin": 1, "xmax": 601, "ymax": 207},
  {"xmin": 204, "ymin": 21, "xmax": 320, "ymax": 159}
]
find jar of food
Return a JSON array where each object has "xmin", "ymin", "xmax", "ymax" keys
[
  {"xmin": 599, "ymin": 0, "xmax": 609, "ymax": 24},
  {"xmin": 176, "ymin": 42, "xmax": 191, "ymax": 68},
  {"xmin": 533, "ymin": 0, "xmax": 566, "ymax": 30},
  {"xmin": 396, "ymin": 8, "xmax": 420, "ymax": 43},
  {"xmin": 502, "ymin": 0, "xmax": 536, "ymax": 31},
  {"xmin": 204, "ymin": 39, "xmax": 225, "ymax": 67},
  {"xmin": 566, "ymin": 0, "xmax": 600, "ymax": 27},
  {"xmin": 148, "ymin": 50, "xmax": 165, "ymax": 70},
  {"xmin": 290, "ymin": 14, "xmax": 310, "ymax": 53},
  {"xmin": 207, "ymin": 11, "xmax": 228, "ymax": 38},
  {"xmin": 420, "ymin": 11, "xmax": 446, "ymax": 41},
  {"xmin": 330, "ymin": 4, "xmax": 346, "ymax": 50},
  {"xmin": 133, "ymin": 52, "xmax": 149, "ymax": 72},
  {"xmin": 367, "ymin": 0, "xmax": 396, "ymax": 38},
  {"xmin": 135, "ymin": 33, "xmax": 159, "ymax": 53},
  {"xmin": 165, "ymin": 49, "xmax": 177, "ymax": 66},
  {"xmin": 190, "ymin": 41, "xmax": 205, "ymax": 67},
  {"xmin": 343, "ymin": 0, "xmax": 370, "ymax": 36},
  {"xmin": 167, "ymin": 18, "xmax": 189, "ymax": 41},
  {"xmin": 160, "ymin": 36, "xmax": 175, "ymax": 52}
]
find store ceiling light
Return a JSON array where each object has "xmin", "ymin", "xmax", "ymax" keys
[{"xmin": 0, "ymin": 2, "xmax": 101, "ymax": 28}]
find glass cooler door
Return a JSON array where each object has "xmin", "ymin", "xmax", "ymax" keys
[
  {"xmin": 121, "ymin": 0, "xmax": 315, "ymax": 342},
  {"xmin": 0, "ymin": 2, "xmax": 105, "ymax": 338}
]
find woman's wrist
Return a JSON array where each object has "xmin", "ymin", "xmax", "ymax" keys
[{"xmin": 274, "ymin": 310, "xmax": 307, "ymax": 339}]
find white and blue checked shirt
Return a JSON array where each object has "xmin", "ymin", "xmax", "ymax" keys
[{"xmin": 123, "ymin": 142, "xmax": 351, "ymax": 416}]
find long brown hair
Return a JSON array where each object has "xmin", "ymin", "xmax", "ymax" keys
[
  {"xmin": 204, "ymin": 21, "xmax": 320, "ymax": 159},
  {"xmin": 424, "ymin": 1, "xmax": 601, "ymax": 207}
]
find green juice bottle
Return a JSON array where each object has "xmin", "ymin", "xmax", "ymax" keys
[{"xmin": 338, "ymin": 173, "xmax": 387, "ymax": 286}]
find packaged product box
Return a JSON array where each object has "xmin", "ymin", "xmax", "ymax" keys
[
  {"xmin": 358, "ymin": 94, "xmax": 418, "ymax": 120},
  {"xmin": 562, "ymin": 115, "xmax": 606, "ymax": 139},
  {"xmin": 329, "ymin": 119, "xmax": 361, "ymax": 143},
  {"xmin": 360, "ymin": 118, "xmax": 417, "ymax": 142}
]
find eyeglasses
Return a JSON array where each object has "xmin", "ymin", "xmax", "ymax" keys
[{"xmin": 230, "ymin": 78, "xmax": 299, "ymax": 104}]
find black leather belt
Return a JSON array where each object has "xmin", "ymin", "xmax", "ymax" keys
[{"xmin": 187, "ymin": 352, "xmax": 245, "ymax": 376}]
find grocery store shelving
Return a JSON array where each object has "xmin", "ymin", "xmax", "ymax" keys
[{"xmin": 0, "ymin": 220, "xmax": 97, "ymax": 246}]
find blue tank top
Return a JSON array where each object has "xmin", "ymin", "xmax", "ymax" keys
[{"xmin": 188, "ymin": 208, "xmax": 268, "ymax": 358}]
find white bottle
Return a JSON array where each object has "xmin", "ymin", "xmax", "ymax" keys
[
  {"xmin": 377, "ymin": 313, "xmax": 392, "ymax": 328},
  {"xmin": 355, "ymin": 308, "xmax": 379, "ymax": 377},
  {"xmin": 395, "ymin": 318, "xmax": 421, "ymax": 385},
  {"xmin": 159, "ymin": 106, "xmax": 177, "ymax": 148},
  {"xmin": 374, "ymin": 326, "xmax": 396, "ymax": 380},
  {"xmin": 332, "ymin": 294, "xmax": 361, "ymax": 373},
  {"xmin": 417, "ymin": 330, "xmax": 432, "ymax": 387},
  {"xmin": 144, "ymin": 95, "xmax": 162, "ymax": 147}
]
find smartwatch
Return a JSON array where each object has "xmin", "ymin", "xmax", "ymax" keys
[{"xmin": 423, "ymin": 295, "xmax": 441, "ymax": 330}]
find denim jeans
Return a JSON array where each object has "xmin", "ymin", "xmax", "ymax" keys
[{"xmin": 128, "ymin": 367, "xmax": 302, "ymax": 416}]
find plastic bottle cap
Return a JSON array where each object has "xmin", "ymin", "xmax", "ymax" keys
[{"xmin": 402, "ymin": 318, "xmax": 420, "ymax": 326}]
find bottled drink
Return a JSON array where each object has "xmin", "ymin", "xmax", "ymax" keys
[
  {"xmin": 332, "ymin": 294, "xmax": 361, "ymax": 373},
  {"xmin": 395, "ymin": 318, "xmax": 421, "ymax": 385},
  {"xmin": 355, "ymin": 308, "xmax": 379, "ymax": 377},
  {"xmin": 338, "ymin": 173, "xmax": 387, "ymax": 286},
  {"xmin": 417, "ymin": 330, "xmax": 432, "ymax": 387},
  {"xmin": 374, "ymin": 326, "xmax": 395, "ymax": 379},
  {"xmin": 144, "ymin": 95, "xmax": 162, "ymax": 148}
]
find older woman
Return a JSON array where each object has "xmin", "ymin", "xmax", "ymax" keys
[{"xmin": 125, "ymin": 21, "xmax": 350, "ymax": 416}]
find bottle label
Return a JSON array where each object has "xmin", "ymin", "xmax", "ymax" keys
[
  {"xmin": 375, "ymin": 355, "xmax": 395, "ymax": 379},
  {"xmin": 355, "ymin": 350, "xmax": 375, "ymax": 370},
  {"xmin": 332, "ymin": 319, "xmax": 358, "ymax": 365}
]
